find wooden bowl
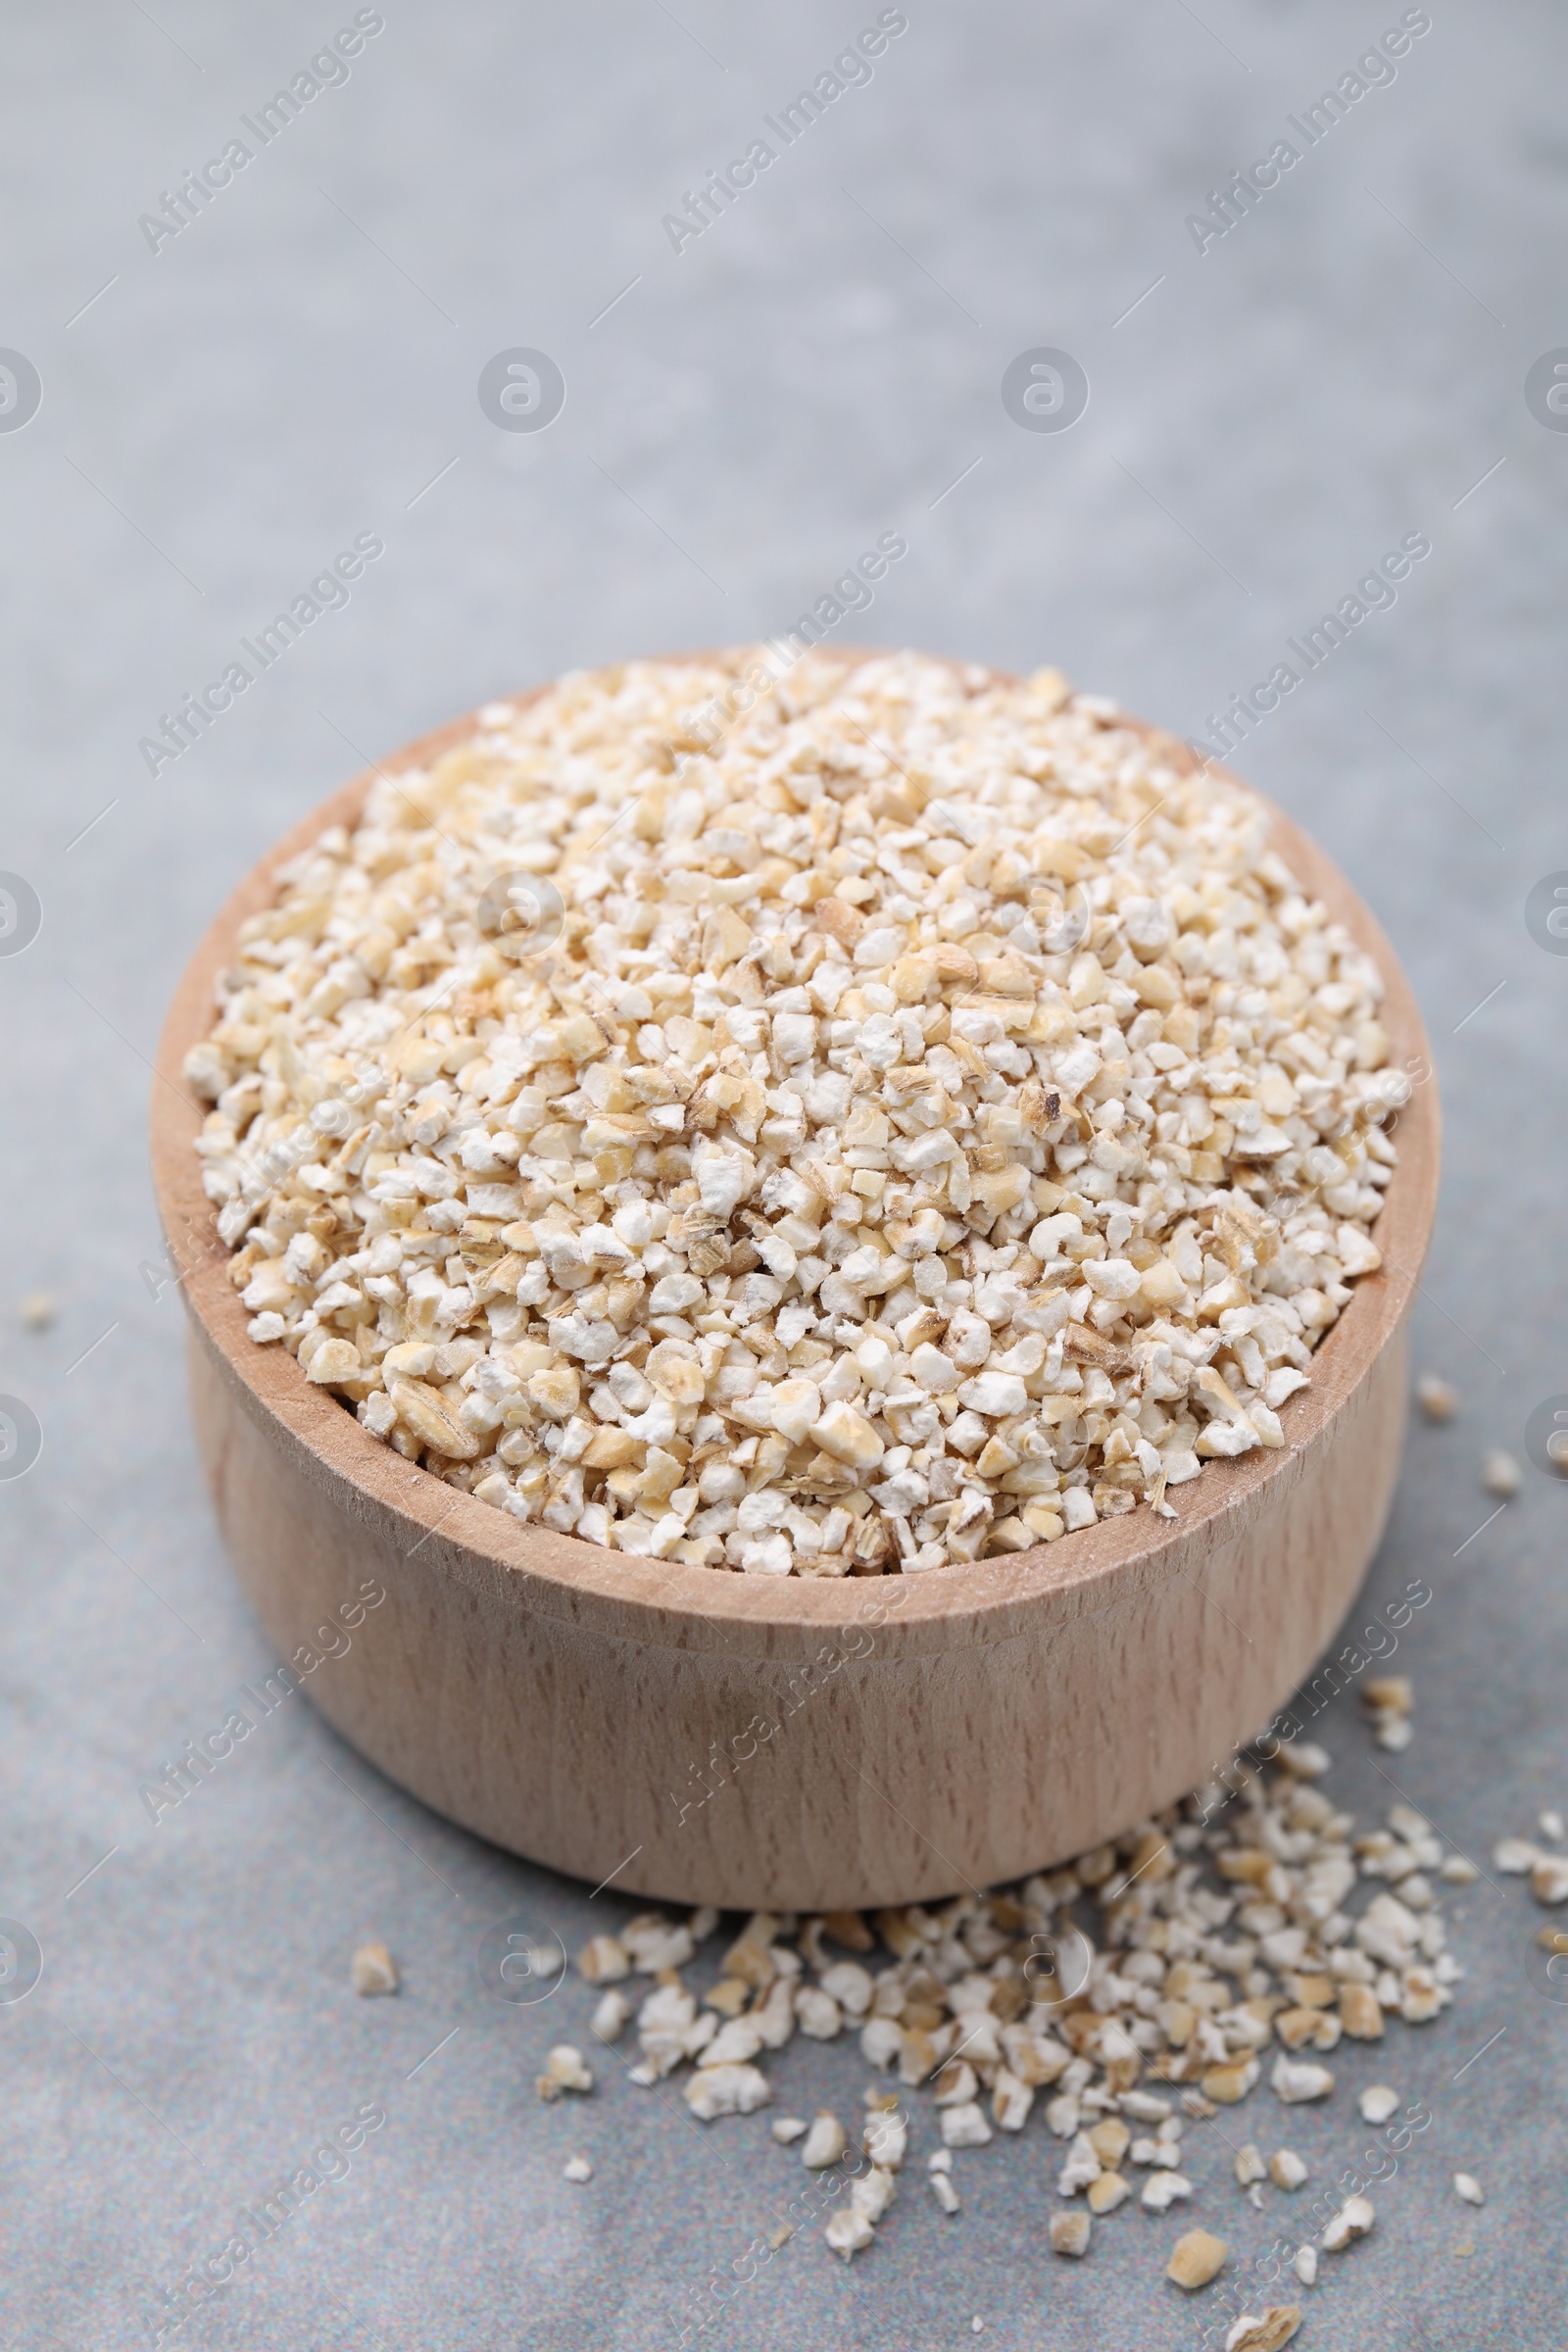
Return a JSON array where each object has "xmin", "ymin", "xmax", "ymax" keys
[{"xmin": 151, "ymin": 659, "xmax": 1439, "ymax": 1913}]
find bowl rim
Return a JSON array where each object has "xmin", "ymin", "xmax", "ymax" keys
[{"xmin": 151, "ymin": 649, "xmax": 1440, "ymax": 1651}]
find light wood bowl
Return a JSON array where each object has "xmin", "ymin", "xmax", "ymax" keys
[{"xmin": 151, "ymin": 657, "xmax": 1440, "ymax": 1913}]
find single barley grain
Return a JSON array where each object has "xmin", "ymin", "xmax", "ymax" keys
[{"xmin": 350, "ymin": 1941, "xmax": 398, "ymax": 1996}]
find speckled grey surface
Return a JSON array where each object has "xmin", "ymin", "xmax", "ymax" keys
[{"xmin": 1, "ymin": 2, "xmax": 1566, "ymax": 2345}]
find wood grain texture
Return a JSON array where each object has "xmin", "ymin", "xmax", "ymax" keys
[{"xmin": 151, "ymin": 656, "xmax": 1441, "ymax": 1911}]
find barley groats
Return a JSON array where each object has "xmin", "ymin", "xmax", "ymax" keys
[{"xmin": 188, "ymin": 651, "xmax": 1398, "ymax": 1573}]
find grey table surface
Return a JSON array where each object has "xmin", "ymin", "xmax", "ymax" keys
[{"xmin": 2, "ymin": 2, "xmax": 1565, "ymax": 2346}]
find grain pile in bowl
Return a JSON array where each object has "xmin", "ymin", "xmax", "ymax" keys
[{"xmin": 186, "ymin": 649, "xmax": 1400, "ymax": 1574}]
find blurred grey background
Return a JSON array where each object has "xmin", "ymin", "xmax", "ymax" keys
[{"xmin": 1, "ymin": 3, "xmax": 1564, "ymax": 2346}]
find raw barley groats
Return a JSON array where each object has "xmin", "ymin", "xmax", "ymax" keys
[
  {"xmin": 187, "ymin": 649, "xmax": 1399, "ymax": 1574},
  {"xmin": 568, "ymin": 1735, "xmax": 1462, "ymax": 2284}
]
